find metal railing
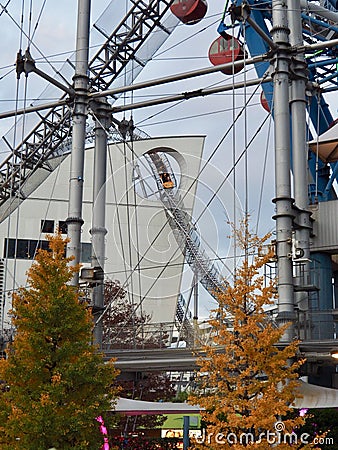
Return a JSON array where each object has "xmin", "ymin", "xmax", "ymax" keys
[
  {"xmin": 296, "ymin": 309, "xmax": 337, "ymax": 341},
  {"xmin": 102, "ymin": 321, "xmax": 175, "ymax": 350}
]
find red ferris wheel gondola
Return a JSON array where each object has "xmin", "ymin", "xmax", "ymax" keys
[
  {"xmin": 170, "ymin": 0, "xmax": 208, "ymax": 25},
  {"xmin": 260, "ymin": 91, "xmax": 271, "ymax": 112},
  {"xmin": 208, "ymin": 34, "xmax": 245, "ymax": 75}
]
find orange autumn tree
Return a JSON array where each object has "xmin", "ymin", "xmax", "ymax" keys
[
  {"xmin": 0, "ymin": 234, "xmax": 119, "ymax": 450},
  {"xmin": 189, "ymin": 221, "xmax": 318, "ymax": 449}
]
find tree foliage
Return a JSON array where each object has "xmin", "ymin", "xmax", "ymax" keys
[
  {"xmin": 103, "ymin": 281, "xmax": 175, "ymax": 433},
  {"xmin": 103, "ymin": 280, "xmax": 169, "ymax": 350},
  {"xmin": 0, "ymin": 234, "xmax": 119, "ymax": 450},
  {"xmin": 103, "ymin": 280, "xmax": 150, "ymax": 349},
  {"xmin": 189, "ymin": 221, "xmax": 319, "ymax": 449}
]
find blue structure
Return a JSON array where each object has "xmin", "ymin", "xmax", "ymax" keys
[{"xmin": 217, "ymin": 0, "xmax": 338, "ymax": 384}]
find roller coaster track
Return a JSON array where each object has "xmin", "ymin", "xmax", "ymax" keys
[
  {"xmin": 145, "ymin": 152, "xmax": 225, "ymax": 300},
  {"xmin": 0, "ymin": 0, "xmax": 176, "ymax": 222}
]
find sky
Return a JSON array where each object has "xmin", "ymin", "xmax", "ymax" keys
[{"xmin": 1, "ymin": 0, "xmax": 331, "ymax": 317}]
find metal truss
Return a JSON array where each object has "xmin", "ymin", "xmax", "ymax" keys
[
  {"xmin": 0, "ymin": 0, "xmax": 175, "ymax": 221},
  {"xmin": 90, "ymin": 0, "xmax": 174, "ymax": 91}
]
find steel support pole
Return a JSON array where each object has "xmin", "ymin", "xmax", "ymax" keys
[
  {"xmin": 193, "ymin": 273, "xmax": 198, "ymax": 321},
  {"xmin": 183, "ymin": 416, "xmax": 190, "ymax": 450},
  {"xmin": 271, "ymin": 0, "xmax": 295, "ymax": 341},
  {"xmin": 91, "ymin": 100, "xmax": 111, "ymax": 347},
  {"xmin": 288, "ymin": 0, "xmax": 309, "ymax": 214},
  {"xmin": 66, "ymin": 0, "xmax": 91, "ymax": 284},
  {"xmin": 289, "ymin": 3, "xmax": 334, "ymax": 344},
  {"xmin": 193, "ymin": 274, "xmax": 199, "ymax": 347},
  {"xmin": 288, "ymin": 0, "xmax": 312, "ymax": 316}
]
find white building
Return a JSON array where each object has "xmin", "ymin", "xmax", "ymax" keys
[{"xmin": 0, "ymin": 135, "xmax": 204, "ymax": 332}]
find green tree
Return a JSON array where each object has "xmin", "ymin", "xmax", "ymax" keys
[
  {"xmin": 0, "ymin": 234, "xmax": 119, "ymax": 450},
  {"xmin": 189, "ymin": 221, "xmax": 319, "ymax": 449}
]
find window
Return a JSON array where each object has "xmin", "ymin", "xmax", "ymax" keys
[
  {"xmin": 16, "ymin": 240, "xmax": 29, "ymax": 259},
  {"xmin": 58, "ymin": 221, "xmax": 68, "ymax": 234},
  {"xmin": 41, "ymin": 220, "xmax": 54, "ymax": 233},
  {"xmin": 3, "ymin": 239, "xmax": 15, "ymax": 259},
  {"xmin": 39, "ymin": 240, "xmax": 50, "ymax": 252},
  {"xmin": 4, "ymin": 239, "xmax": 90, "ymax": 262},
  {"xmin": 81, "ymin": 243, "xmax": 92, "ymax": 263},
  {"xmin": 4, "ymin": 239, "xmax": 50, "ymax": 259},
  {"xmin": 29, "ymin": 240, "xmax": 39, "ymax": 258}
]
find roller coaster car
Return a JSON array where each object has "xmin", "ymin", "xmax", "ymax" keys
[{"xmin": 159, "ymin": 172, "xmax": 174, "ymax": 189}]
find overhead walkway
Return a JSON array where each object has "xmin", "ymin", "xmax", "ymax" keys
[{"xmin": 103, "ymin": 340, "xmax": 338, "ymax": 372}]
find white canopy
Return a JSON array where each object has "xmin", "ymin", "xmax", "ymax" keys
[
  {"xmin": 309, "ymin": 123, "xmax": 338, "ymax": 162},
  {"xmin": 115, "ymin": 397, "xmax": 201, "ymax": 415},
  {"xmin": 114, "ymin": 381, "xmax": 338, "ymax": 415},
  {"xmin": 294, "ymin": 380, "xmax": 338, "ymax": 409}
]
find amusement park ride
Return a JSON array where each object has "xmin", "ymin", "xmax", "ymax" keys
[{"xmin": 1, "ymin": 0, "xmax": 338, "ymax": 388}]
